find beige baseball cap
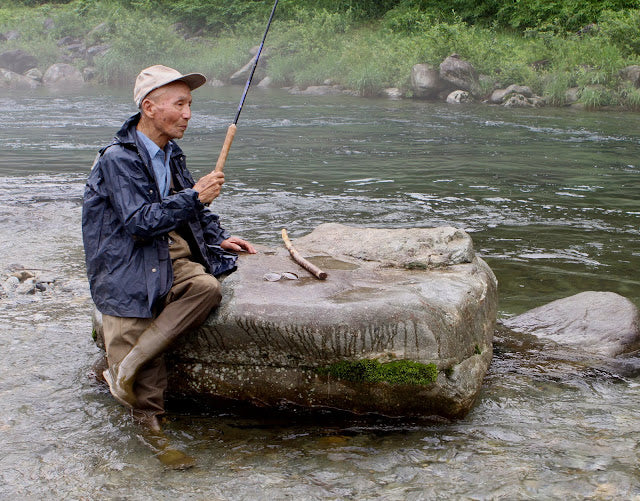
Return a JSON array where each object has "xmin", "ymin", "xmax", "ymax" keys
[{"xmin": 134, "ymin": 64, "xmax": 207, "ymax": 107}]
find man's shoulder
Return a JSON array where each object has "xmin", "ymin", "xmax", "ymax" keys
[
  {"xmin": 98, "ymin": 141, "xmax": 119, "ymax": 157},
  {"xmin": 98, "ymin": 113, "xmax": 141, "ymax": 160},
  {"xmin": 98, "ymin": 139, "xmax": 138, "ymax": 162}
]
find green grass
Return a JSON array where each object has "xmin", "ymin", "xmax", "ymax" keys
[
  {"xmin": 579, "ymin": 85, "xmax": 616, "ymax": 109},
  {"xmin": 543, "ymin": 71, "xmax": 573, "ymax": 106},
  {"xmin": 621, "ymin": 82, "xmax": 640, "ymax": 110}
]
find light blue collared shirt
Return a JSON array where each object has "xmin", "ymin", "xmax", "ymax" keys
[{"xmin": 136, "ymin": 130, "xmax": 173, "ymax": 199}]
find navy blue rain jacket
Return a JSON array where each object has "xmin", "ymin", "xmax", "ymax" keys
[{"xmin": 82, "ymin": 113, "xmax": 237, "ymax": 318}]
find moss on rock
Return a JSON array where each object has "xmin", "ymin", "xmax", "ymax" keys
[{"xmin": 317, "ymin": 359, "xmax": 438, "ymax": 385}]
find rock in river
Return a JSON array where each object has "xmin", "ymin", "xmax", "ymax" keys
[
  {"xmin": 43, "ymin": 63, "xmax": 84, "ymax": 90},
  {"xmin": 93, "ymin": 224, "xmax": 498, "ymax": 419},
  {"xmin": 502, "ymin": 291, "xmax": 640, "ymax": 358}
]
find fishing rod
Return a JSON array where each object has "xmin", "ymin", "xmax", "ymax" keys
[{"xmin": 213, "ymin": 0, "xmax": 279, "ymax": 173}]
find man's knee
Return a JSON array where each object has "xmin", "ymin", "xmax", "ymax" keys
[{"xmin": 193, "ymin": 274, "xmax": 222, "ymax": 307}]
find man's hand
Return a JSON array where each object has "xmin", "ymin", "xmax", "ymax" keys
[
  {"xmin": 221, "ymin": 236, "xmax": 257, "ymax": 254},
  {"xmin": 193, "ymin": 172, "xmax": 225, "ymax": 205}
]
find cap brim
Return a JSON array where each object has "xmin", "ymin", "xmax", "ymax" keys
[{"xmin": 175, "ymin": 73, "xmax": 207, "ymax": 91}]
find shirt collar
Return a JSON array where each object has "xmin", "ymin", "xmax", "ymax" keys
[{"xmin": 136, "ymin": 130, "xmax": 173, "ymax": 159}]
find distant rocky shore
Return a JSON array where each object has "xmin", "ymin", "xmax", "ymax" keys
[{"xmin": 3, "ymin": 24, "xmax": 640, "ymax": 110}]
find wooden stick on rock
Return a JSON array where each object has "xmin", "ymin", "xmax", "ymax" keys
[{"xmin": 281, "ymin": 228, "xmax": 328, "ymax": 280}]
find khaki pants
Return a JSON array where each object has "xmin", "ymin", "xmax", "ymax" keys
[{"xmin": 102, "ymin": 231, "xmax": 222, "ymax": 416}]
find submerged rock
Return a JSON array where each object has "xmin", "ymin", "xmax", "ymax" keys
[
  {"xmin": 93, "ymin": 224, "xmax": 498, "ymax": 419},
  {"xmin": 502, "ymin": 291, "xmax": 640, "ymax": 358},
  {"xmin": 382, "ymin": 87, "xmax": 403, "ymax": 99},
  {"xmin": 489, "ymin": 84, "xmax": 534, "ymax": 104},
  {"xmin": 0, "ymin": 266, "xmax": 58, "ymax": 298},
  {"xmin": 288, "ymin": 85, "xmax": 348, "ymax": 96},
  {"xmin": 503, "ymin": 94, "xmax": 533, "ymax": 108}
]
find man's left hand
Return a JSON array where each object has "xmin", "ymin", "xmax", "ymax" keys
[
  {"xmin": 221, "ymin": 236, "xmax": 257, "ymax": 254},
  {"xmin": 193, "ymin": 171, "xmax": 225, "ymax": 205}
]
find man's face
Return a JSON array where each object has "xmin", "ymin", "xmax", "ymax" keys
[{"xmin": 144, "ymin": 81, "xmax": 193, "ymax": 143}]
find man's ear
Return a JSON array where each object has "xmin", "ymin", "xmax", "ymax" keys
[{"xmin": 140, "ymin": 98, "xmax": 155, "ymax": 117}]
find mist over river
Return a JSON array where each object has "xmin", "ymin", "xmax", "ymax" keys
[{"xmin": 0, "ymin": 87, "xmax": 639, "ymax": 499}]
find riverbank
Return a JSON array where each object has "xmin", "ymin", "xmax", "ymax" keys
[{"xmin": 2, "ymin": 2, "xmax": 640, "ymax": 110}]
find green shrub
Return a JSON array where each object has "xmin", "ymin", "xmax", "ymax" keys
[
  {"xmin": 264, "ymin": 8, "xmax": 355, "ymax": 86},
  {"xmin": 289, "ymin": 0, "xmax": 402, "ymax": 19},
  {"xmin": 597, "ymin": 8, "xmax": 640, "ymax": 56},
  {"xmin": 334, "ymin": 30, "xmax": 417, "ymax": 94},
  {"xmin": 342, "ymin": 59, "xmax": 388, "ymax": 96},
  {"xmin": 2, "ymin": 0, "xmax": 640, "ymax": 110},
  {"xmin": 194, "ymin": 36, "xmax": 255, "ymax": 82},
  {"xmin": 93, "ymin": 13, "xmax": 185, "ymax": 84},
  {"xmin": 494, "ymin": 0, "xmax": 638, "ymax": 33},
  {"xmin": 167, "ymin": 0, "xmax": 270, "ymax": 33},
  {"xmin": 381, "ymin": 5, "xmax": 438, "ymax": 34}
]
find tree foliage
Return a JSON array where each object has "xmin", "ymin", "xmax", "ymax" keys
[{"xmin": 6, "ymin": 0, "xmax": 640, "ymax": 33}]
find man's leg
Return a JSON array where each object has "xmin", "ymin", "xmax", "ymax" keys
[
  {"xmin": 102, "ymin": 313, "xmax": 198, "ymax": 469},
  {"xmin": 102, "ymin": 315, "xmax": 166, "ymax": 423},
  {"xmin": 156, "ymin": 257, "xmax": 222, "ymax": 335},
  {"xmin": 103, "ymin": 257, "xmax": 221, "ymax": 411}
]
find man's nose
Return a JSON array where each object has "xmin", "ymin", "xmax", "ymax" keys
[{"xmin": 183, "ymin": 107, "xmax": 191, "ymax": 119}]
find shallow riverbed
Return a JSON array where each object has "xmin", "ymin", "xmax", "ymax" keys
[{"xmin": 0, "ymin": 87, "xmax": 638, "ymax": 499}]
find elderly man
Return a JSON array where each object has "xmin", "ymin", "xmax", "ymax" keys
[{"xmin": 82, "ymin": 65, "xmax": 256, "ymax": 432}]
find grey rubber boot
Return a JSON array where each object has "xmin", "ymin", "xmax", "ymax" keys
[{"xmin": 103, "ymin": 323, "xmax": 174, "ymax": 408}]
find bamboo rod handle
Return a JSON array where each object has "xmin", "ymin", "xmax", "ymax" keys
[
  {"xmin": 281, "ymin": 229, "xmax": 328, "ymax": 280},
  {"xmin": 214, "ymin": 124, "xmax": 237, "ymax": 173}
]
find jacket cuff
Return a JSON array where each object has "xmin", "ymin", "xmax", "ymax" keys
[
  {"xmin": 219, "ymin": 230, "xmax": 231, "ymax": 243},
  {"xmin": 183, "ymin": 188, "xmax": 204, "ymax": 210}
]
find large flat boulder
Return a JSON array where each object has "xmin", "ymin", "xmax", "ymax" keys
[{"xmin": 164, "ymin": 224, "xmax": 498, "ymax": 419}]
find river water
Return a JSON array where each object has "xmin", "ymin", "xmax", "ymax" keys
[{"xmin": 0, "ymin": 87, "xmax": 639, "ymax": 499}]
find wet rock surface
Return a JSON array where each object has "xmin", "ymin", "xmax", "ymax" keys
[
  {"xmin": 163, "ymin": 224, "xmax": 498, "ymax": 419},
  {"xmin": 501, "ymin": 291, "xmax": 640, "ymax": 358}
]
